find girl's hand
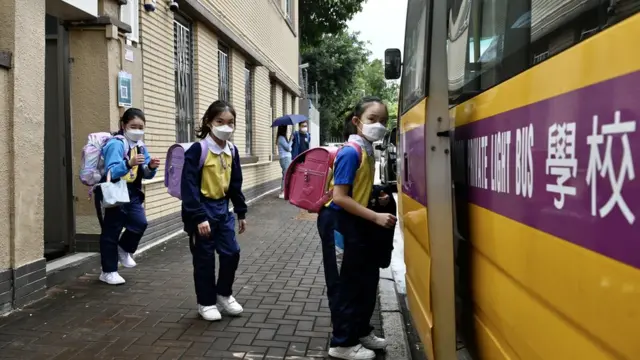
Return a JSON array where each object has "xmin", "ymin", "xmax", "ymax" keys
[
  {"xmin": 238, "ymin": 219, "xmax": 247, "ymax": 234},
  {"xmin": 129, "ymin": 154, "xmax": 145, "ymax": 167},
  {"xmin": 374, "ymin": 213, "xmax": 397, "ymax": 229},
  {"xmin": 198, "ymin": 221, "xmax": 211, "ymax": 237},
  {"xmin": 378, "ymin": 191, "xmax": 390, "ymax": 207},
  {"xmin": 149, "ymin": 157, "xmax": 161, "ymax": 169}
]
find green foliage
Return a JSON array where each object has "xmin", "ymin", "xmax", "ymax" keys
[
  {"xmin": 302, "ymin": 31, "xmax": 370, "ymax": 141},
  {"xmin": 299, "ymin": 0, "xmax": 400, "ymax": 141},
  {"xmin": 299, "ymin": 0, "xmax": 367, "ymax": 50}
]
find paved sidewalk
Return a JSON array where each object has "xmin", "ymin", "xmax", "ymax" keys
[{"xmin": 0, "ymin": 195, "xmax": 383, "ymax": 360}]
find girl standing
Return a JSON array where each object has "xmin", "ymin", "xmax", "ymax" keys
[
  {"xmin": 99, "ymin": 108, "xmax": 160, "ymax": 285},
  {"xmin": 276, "ymin": 125, "xmax": 292, "ymax": 199},
  {"xmin": 316, "ymin": 97, "xmax": 396, "ymax": 360},
  {"xmin": 181, "ymin": 100, "xmax": 248, "ymax": 321}
]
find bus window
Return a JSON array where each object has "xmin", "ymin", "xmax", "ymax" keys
[
  {"xmin": 401, "ymin": 0, "xmax": 429, "ymax": 113},
  {"xmin": 603, "ymin": 0, "xmax": 640, "ymax": 26},
  {"xmin": 447, "ymin": 0, "xmax": 608, "ymax": 106}
]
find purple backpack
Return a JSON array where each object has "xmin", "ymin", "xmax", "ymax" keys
[{"xmin": 164, "ymin": 140, "xmax": 235, "ymax": 199}]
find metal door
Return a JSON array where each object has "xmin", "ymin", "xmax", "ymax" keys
[
  {"xmin": 174, "ymin": 15, "xmax": 194, "ymax": 143},
  {"xmin": 44, "ymin": 15, "xmax": 74, "ymax": 260}
]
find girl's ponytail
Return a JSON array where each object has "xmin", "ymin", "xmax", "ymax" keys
[{"xmin": 343, "ymin": 109, "xmax": 358, "ymax": 141}]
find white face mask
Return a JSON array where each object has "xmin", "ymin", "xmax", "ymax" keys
[
  {"xmin": 360, "ymin": 122, "xmax": 387, "ymax": 142},
  {"xmin": 125, "ymin": 129, "xmax": 144, "ymax": 142},
  {"xmin": 300, "ymin": 126, "xmax": 308, "ymax": 133},
  {"xmin": 212, "ymin": 125, "xmax": 234, "ymax": 141}
]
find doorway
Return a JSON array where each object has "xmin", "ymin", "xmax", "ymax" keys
[{"xmin": 44, "ymin": 15, "xmax": 74, "ymax": 261}]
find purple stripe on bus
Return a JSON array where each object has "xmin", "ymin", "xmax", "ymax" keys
[
  {"xmin": 455, "ymin": 71, "xmax": 640, "ymax": 269},
  {"xmin": 402, "ymin": 125, "xmax": 428, "ymax": 206}
]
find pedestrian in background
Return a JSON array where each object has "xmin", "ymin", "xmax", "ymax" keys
[
  {"xmin": 291, "ymin": 121, "xmax": 311, "ymax": 159},
  {"xmin": 276, "ymin": 125, "xmax": 292, "ymax": 199}
]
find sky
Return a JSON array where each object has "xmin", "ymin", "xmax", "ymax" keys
[{"xmin": 347, "ymin": 0, "xmax": 408, "ymax": 61}]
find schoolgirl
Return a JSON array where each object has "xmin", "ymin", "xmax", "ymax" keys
[
  {"xmin": 181, "ymin": 100, "xmax": 248, "ymax": 321},
  {"xmin": 316, "ymin": 96, "xmax": 397, "ymax": 360},
  {"xmin": 99, "ymin": 108, "xmax": 160, "ymax": 285}
]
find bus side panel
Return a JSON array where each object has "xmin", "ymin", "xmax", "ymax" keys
[
  {"xmin": 451, "ymin": 15, "xmax": 640, "ymax": 359},
  {"xmin": 470, "ymin": 206, "xmax": 621, "ymax": 360},
  {"xmin": 399, "ymin": 99, "xmax": 434, "ymax": 356}
]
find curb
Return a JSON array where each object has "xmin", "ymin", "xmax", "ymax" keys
[{"xmin": 379, "ymin": 266, "xmax": 411, "ymax": 360}]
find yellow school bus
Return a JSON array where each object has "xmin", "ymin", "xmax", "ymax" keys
[{"xmin": 385, "ymin": 1, "xmax": 640, "ymax": 359}]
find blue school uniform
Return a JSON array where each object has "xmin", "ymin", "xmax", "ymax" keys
[
  {"xmin": 181, "ymin": 136, "xmax": 247, "ymax": 306},
  {"xmin": 316, "ymin": 134, "xmax": 379, "ymax": 347},
  {"xmin": 99, "ymin": 136, "xmax": 157, "ymax": 273},
  {"xmin": 291, "ymin": 130, "xmax": 310, "ymax": 158}
]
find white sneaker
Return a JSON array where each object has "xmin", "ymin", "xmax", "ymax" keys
[
  {"xmin": 359, "ymin": 332, "xmax": 388, "ymax": 350},
  {"xmin": 328, "ymin": 345, "xmax": 376, "ymax": 360},
  {"xmin": 198, "ymin": 305, "xmax": 222, "ymax": 321},
  {"xmin": 99, "ymin": 271, "xmax": 126, "ymax": 285},
  {"xmin": 118, "ymin": 246, "xmax": 137, "ymax": 268},
  {"xmin": 278, "ymin": 192, "xmax": 285, "ymax": 199},
  {"xmin": 216, "ymin": 295, "xmax": 243, "ymax": 315}
]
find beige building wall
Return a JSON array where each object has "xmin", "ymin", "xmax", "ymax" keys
[
  {"xmin": 194, "ymin": 23, "xmax": 219, "ymax": 125},
  {"xmin": 139, "ymin": 2, "xmax": 178, "ymax": 221},
  {"xmin": 199, "ymin": 0, "xmax": 299, "ymax": 85},
  {"xmin": 0, "ymin": 0, "xmax": 46, "ymax": 268},
  {"xmin": 231, "ymin": 48, "xmax": 247, "ymax": 154},
  {"xmin": 140, "ymin": 0, "xmax": 299, "ymax": 221}
]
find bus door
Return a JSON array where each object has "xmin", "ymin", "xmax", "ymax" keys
[{"xmin": 386, "ymin": 0, "xmax": 458, "ymax": 359}]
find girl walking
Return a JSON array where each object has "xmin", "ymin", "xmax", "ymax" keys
[
  {"xmin": 316, "ymin": 97, "xmax": 396, "ymax": 360},
  {"xmin": 99, "ymin": 108, "xmax": 160, "ymax": 285},
  {"xmin": 181, "ymin": 100, "xmax": 248, "ymax": 321},
  {"xmin": 276, "ymin": 125, "xmax": 292, "ymax": 199}
]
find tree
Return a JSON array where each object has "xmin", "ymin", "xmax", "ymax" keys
[
  {"xmin": 355, "ymin": 59, "xmax": 400, "ymax": 129},
  {"xmin": 302, "ymin": 31, "xmax": 370, "ymax": 141},
  {"xmin": 299, "ymin": 0, "xmax": 367, "ymax": 50},
  {"xmin": 299, "ymin": 0, "xmax": 400, "ymax": 140}
]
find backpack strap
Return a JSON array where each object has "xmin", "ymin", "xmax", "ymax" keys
[
  {"xmin": 342, "ymin": 141, "xmax": 363, "ymax": 164},
  {"xmin": 198, "ymin": 140, "xmax": 208, "ymax": 169},
  {"xmin": 197, "ymin": 140, "xmax": 236, "ymax": 170},
  {"xmin": 113, "ymin": 134, "xmax": 130, "ymax": 160}
]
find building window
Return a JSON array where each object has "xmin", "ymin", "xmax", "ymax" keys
[
  {"xmin": 291, "ymin": 94, "xmax": 296, "ymax": 114},
  {"xmin": 218, "ymin": 44, "xmax": 230, "ymax": 102},
  {"xmin": 120, "ymin": 0, "xmax": 139, "ymax": 42},
  {"xmin": 245, "ymin": 65, "xmax": 253, "ymax": 155},
  {"xmin": 174, "ymin": 16, "xmax": 194, "ymax": 142},
  {"xmin": 271, "ymin": 82, "xmax": 277, "ymax": 156},
  {"xmin": 284, "ymin": 0, "xmax": 293, "ymax": 20},
  {"xmin": 282, "ymin": 90, "xmax": 288, "ymax": 115}
]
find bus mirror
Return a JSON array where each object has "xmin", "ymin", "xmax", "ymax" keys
[{"xmin": 384, "ymin": 49, "xmax": 402, "ymax": 80}]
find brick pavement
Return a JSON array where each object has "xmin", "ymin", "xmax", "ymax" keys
[{"xmin": 0, "ymin": 195, "xmax": 384, "ymax": 360}]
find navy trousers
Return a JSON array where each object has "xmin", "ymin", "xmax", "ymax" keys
[
  {"xmin": 317, "ymin": 207, "xmax": 380, "ymax": 347},
  {"xmin": 189, "ymin": 199, "xmax": 240, "ymax": 306},
  {"xmin": 99, "ymin": 191, "xmax": 148, "ymax": 273}
]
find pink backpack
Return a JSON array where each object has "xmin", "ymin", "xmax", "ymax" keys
[
  {"xmin": 284, "ymin": 142, "xmax": 362, "ymax": 213},
  {"xmin": 165, "ymin": 140, "xmax": 235, "ymax": 199}
]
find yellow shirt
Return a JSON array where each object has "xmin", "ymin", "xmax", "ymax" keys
[
  {"xmin": 125, "ymin": 146, "xmax": 139, "ymax": 183},
  {"xmin": 200, "ymin": 136, "xmax": 233, "ymax": 200},
  {"xmin": 326, "ymin": 146, "xmax": 375, "ymax": 208}
]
